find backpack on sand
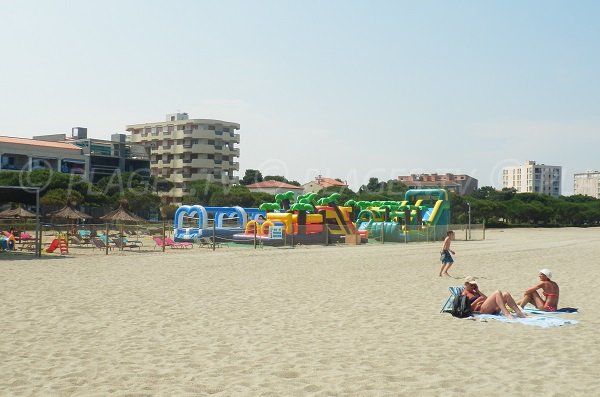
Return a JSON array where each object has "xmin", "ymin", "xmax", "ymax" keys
[{"xmin": 451, "ymin": 295, "xmax": 473, "ymax": 318}]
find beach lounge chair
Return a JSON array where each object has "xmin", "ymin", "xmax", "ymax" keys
[
  {"xmin": 153, "ymin": 237, "xmax": 166, "ymax": 250},
  {"xmin": 197, "ymin": 236, "xmax": 222, "ymax": 248},
  {"xmin": 165, "ymin": 237, "xmax": 193, "ymax": 249},
  {"xmin": 92, "ymin": 238, "xmax": 114, "ymax": 250},
  {"xmin": 441, "ymin": 286, "xmax": 464, "ymax": 313},
  {"xmin": 114, "ymin": 239, "xmax": 141, "ymax": 250},
  {"xmin": 20, "ymin": 232, "xmax": 34, "ymax": 241},
  {"xmin": 70, "ymin": 235, "xmax": 85, "ymax": 247}
]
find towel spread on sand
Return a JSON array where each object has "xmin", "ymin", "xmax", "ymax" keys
[
  {"xmin": 475, "ymin": 314, "xmax": 578, "ymax": 327},
  {"xmin": 523, "ymin": 307, "xmax": 579, "ymax": 315}
]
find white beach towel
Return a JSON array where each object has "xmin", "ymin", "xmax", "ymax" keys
[{"xmin": 475, "ymin": 314, "xmax": 578, "ymax": 328}]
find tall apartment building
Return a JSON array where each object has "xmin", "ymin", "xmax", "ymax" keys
[
  {"xmin": 397, "ymin": 173, "xmax": 478, "ymax": 195},
  {"xmin": 126, "ymin": 113, "xmax": 240, "ymax": 204},
  {"xmin": 573, "ymin": 171, "xmax": 600, "ymax": 199},
  {"xmin": 502, "ymin": 160, "xmax": 562, "ymax": 197}
]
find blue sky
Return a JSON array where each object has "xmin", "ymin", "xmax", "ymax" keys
[{"xmin": 1, "ymin": 1, "xmax": 599, "ymax": 193}]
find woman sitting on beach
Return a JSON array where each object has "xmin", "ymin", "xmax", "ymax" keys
[
  {"xmin": 517, "ymin": 269, "xmax": 559, "ymax": 312},
  {"xmin": 462, "ymin": 277, "xmax": 527, "ymax": 319}
]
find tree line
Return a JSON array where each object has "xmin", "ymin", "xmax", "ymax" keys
[{"xmin": 3, "ymin": 169, "xmax": 599, "ymax": 226}]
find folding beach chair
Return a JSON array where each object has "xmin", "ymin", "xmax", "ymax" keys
[{"xmin": 441, "ymin": 286, "xmax": 465, "ymax": 313}]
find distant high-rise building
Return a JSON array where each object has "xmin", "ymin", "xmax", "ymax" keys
[
  {"xmin": 573, "ymin": 171, "xmax": 600, "ymax": 199},
  {"xmin": 502, "ymin": 160, "xmax": 561, "ymax": 197},
  {"xmin": 397, "ymin": 173, "xmax": 478, "ymax": 195},
  {"xmin": 126, "ymin": 113, "xmax": 240, "ymax": 204}
]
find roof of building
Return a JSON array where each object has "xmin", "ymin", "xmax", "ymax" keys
[
  {"xmin": 404, "ymin": 180, "xmax": 461, "ymax": 187},
  {"xmin": 314, "ymin": 177, "xmax": 347, "ymax": 188},
  {"xmin": 246, "ymin": 180, "xmax": 304, "ymax": 190},
  {"xmin": 0, "ymin": 136, "xmax": 82, "ymax": 151}
]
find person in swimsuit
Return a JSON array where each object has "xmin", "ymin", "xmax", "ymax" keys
[
  {"xmin": 517, "ymin": 269, "xmax": 559, "ymax": 312},
  {"xmin": 462, "ymin": 276, "xmax": 527, "ymax": 319},
  {"xmin": 438, "ymin": 231, "xmax": 456, "ymax": 277}
]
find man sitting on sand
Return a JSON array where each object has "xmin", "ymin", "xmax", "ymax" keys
[
  {"xmin": 462, "ymin": 276, "xmax": 527, "ymax": 319},
  {"xmin": 517, "ymin": 269, "xmax": 559, "ymax": 312}
]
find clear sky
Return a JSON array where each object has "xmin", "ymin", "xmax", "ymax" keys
[{"xmin": 1, "ymin": 1, "xmax": 599, "ymax": 194}]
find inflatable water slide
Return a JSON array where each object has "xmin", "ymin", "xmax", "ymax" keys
[{"xmin": 354, "ymin": 189, "xmax": 451, "ymax": 242}]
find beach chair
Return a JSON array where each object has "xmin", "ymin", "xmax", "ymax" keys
[
  {"xmin": 92, "ymin": 238, "xmax": 114, "ymax": 251},
  {"xmin": 165, "ymin": 237, "xmax": 193, "ymax": 249},
  {"xmin": 197, "ymin": 236, "xmax": 222, "ymax": 248},
  {"xmin": 20, "ymin": 232, "xmax": 34, "ymax": 241},
  {"xmin": 153, "ymin": 237, "xmax": 166, "ymax": 250},
  {"xmin": 441, "ymin": 286, "xmax": 464, "ymax": 313},
  {"xmin": 114, "ymin": 238, "xmax": 141, "ymax": 250},
  {"xmin": 70, "ymin": 235, "xmax": 85, "ymax": 247}
]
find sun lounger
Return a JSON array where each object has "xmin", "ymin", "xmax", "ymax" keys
[
  {"xmin": 165, "ymin": 237, "xmax": 193, "ymax": 249},
  {"xmin": 197, "ymin": 236, "xmax": 222, "ymax": 248}
]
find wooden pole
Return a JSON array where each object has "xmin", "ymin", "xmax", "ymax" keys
[
  {"xmin": 212, "ymin": 220, "xmax": 216, "ymax": 251},
  {"xmin": 105, "ymin": 223, "xmax": 109, "ymax": 255},
  {"xmin": 162, "ymin": 222, "xmax": 166, "ymax": 252}
]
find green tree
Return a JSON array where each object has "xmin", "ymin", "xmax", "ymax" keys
[
  {"xmin": 240, "ymin": 169, "xmax": 263, "ymax": 185},
  {"xmin": 40, "ymin": 188, "xmax": 85, "ymax": 206}
]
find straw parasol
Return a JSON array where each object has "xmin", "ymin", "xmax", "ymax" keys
[
  {"xmin": 0, "ymin": 206, "xmax": 36, "ymax": 219},
  {"xmin": 100, "ymin": 202, "xmax": 144, "ymax": 223},
  {"xmin": 47, "ymin": 205, "xmax": 92, "ymax": 221}
]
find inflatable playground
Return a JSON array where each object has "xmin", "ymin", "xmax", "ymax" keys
[
  {"xmin": 173, "ymin": 205, "xmax": 265, "ymax": 242},
  {"xmin": 353, "ymin": 189, "xmax": 451, "ymax": 242},
  {"xmin": 173, "ymin": 188, "xmax": 451, "ymax": 246}
]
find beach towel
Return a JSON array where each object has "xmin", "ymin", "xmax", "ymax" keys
[
  {"xmin": 475, "ymin": 314, "xmax": 578, "ymax": 328},
  {"xmin": 523, "ymin": 307, "xmax": 578, "ymax": 315}
]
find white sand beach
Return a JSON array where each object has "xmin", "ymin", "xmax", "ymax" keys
[{"xmin": 1, "ymin": 228, "xmax": 600, "ymax": 396}]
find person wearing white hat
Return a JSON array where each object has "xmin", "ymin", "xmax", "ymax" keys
[
  {"xmin": 462, "ymin": 276, "xmax": 526, "ymax": 319},
  {"xmin": 517, "ymin": 269, "xmax": 560, "ymax": 312}
]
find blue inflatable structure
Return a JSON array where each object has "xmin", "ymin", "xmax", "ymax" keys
[{"xmin": 173, "ymin": 205, "xmax": 265, "ymax": 242}]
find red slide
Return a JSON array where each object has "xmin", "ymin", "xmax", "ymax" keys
[{"xmin": 46, "ymin": 239, "xmax": 60, "ymax": 253}]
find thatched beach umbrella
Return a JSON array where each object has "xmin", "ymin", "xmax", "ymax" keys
[
  {"xmin": 47, "ymin": 205, "xmax": 92, "ymax": 221},
  {"xmin": 100, "ymin": 204, "xmax": 144, "ymax": 223},
  {"xmin": 0, "ymin": 206, "xmax": 36, "ymax": 219},
  {"xmin": 100, "ymin": 201, "xmax": 145, "ymax": 251}
]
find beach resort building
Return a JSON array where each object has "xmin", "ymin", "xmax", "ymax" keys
[
  {"xmin": 1, "ymin": 130, "xmax": 149, "ymax": 184},
  {"xmin": 573, "ymin": 171, "xmax": 600, "ymax": 199},
  {"xmin": 126, "ymin": 113, "xmax": 240, "ymax": 204},
  {"xmin": 33, "ymin": 128, "xmax": 150, "ymax": 183},
  {"xmin": 245, "ymin": 180, "xmax": 305, "ymax": 199},
  {"xmin": 302, "ymin": 175, "xmax": 348, "ymax": 194},
  {"xmin": 502, "ymin": 160, "xmax": 562, "ymax": 197},
  {"xmin": 397, "ymin": 173, "xmax": 478, "ymax": 195},
  {"xmin": 0, "ymin": 135, "xmax": 87, "ymax": 175}
]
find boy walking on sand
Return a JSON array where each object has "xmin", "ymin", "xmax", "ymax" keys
[{"xmin": 439, "ymin": 230, "xmax": 455, "ymax": 277}]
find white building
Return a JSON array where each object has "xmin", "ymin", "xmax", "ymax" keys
[
  {"xmin": 502, "ymin": 160, "xmax": 562, "ymax": 197},
  {"xmin": 573, "ymin": 171, "xmax": 600, "ymax": 199},
  {"xmin": 127, "ymin": 113, "xmax": 240, "ymax": 204}
]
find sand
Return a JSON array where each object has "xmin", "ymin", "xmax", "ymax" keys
[{"xmin": 1, "ymin": 228, "xmax": 599, "ymax": 396}]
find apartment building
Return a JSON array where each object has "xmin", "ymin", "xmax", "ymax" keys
[
  {"xmin": 573, "ymin": 171, "xmax": 600, "ymax": 199},
  {"xmin": 126, "ymin": 113, "xmax": 240, "ymax": 204},
  {"xmin": 502, "ymin": 160, "xmax": 562, "ymax": 197},
  {"xmin": 397, "ymin": 173, "xmax": 478, "ymax": 195}
]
